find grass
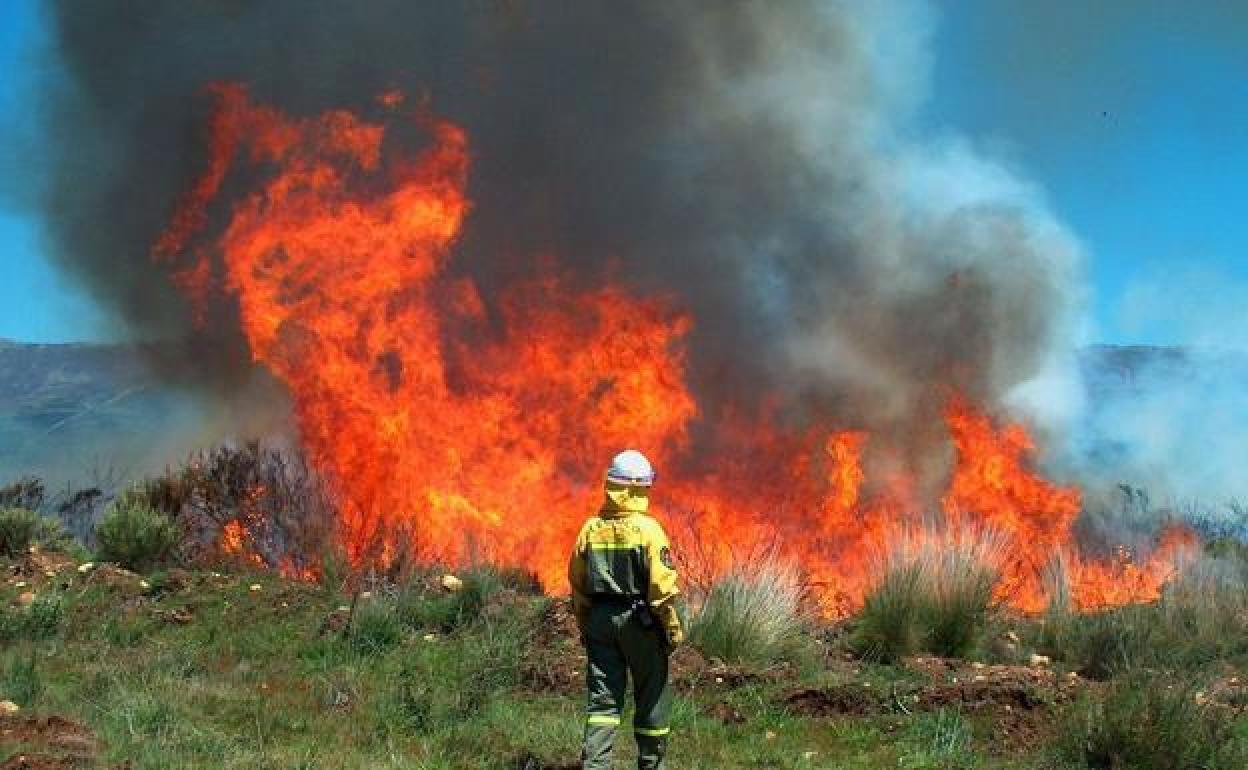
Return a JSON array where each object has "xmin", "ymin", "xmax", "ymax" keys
[
  {"xmin": 687, "ymin": 553, "xmax": 811, "ymax": 665},
  {"xmin": 852, "ymin": 527, "xmax": 1004, "ymax": 662},
  {"xmin": 1059, "ymin": 674, "xmax": 1248, "ymax": 769},
  {"xmin": 3, "ymin": 532, "xmax": 1248, "ymax": 769},
  {"xmin": 1, "ymin": 649, "xmax": 42, "ymax": 707}
]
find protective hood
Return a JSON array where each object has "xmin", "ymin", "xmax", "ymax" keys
[{"xmin": 599, "ymin": 481, "xmax": 650, "ymax": 519}]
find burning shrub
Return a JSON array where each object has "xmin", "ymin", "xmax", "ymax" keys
[
  {"xmin": 94, "ymin": 498, "xmax": 180, "ymax": 573},
  {"xmin": 688, "ymin": 554, "xmax": 809, "ymax": 665},
  {"xmin": 123, "ymin": 443, "xmax": 338, "ymax": 576},
  {"xmin": 851, "ymin": 527, "xmax": 1004, "ymax": 662},
  {"xmin": 1059, "ymin": 674, "xmax": 1248, "ymax": 770},
  {"xmin": 1041, "ymin": 551, "xmax": 1248, "ymax": 678}
]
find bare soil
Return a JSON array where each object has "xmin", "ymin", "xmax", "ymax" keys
[
  {"xmin": 784, "ymin": 655, "xmax": 1089, "ymax": 752},
  {"xmin": 0, "ymin": 714, "xmax": 100, "ymax": 770}
]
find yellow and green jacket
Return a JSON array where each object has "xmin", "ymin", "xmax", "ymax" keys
[{"xmin": 568, "ymin": 482, "xmax": 684, "ymax": 645}]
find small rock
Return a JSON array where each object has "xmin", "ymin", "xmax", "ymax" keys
[
  {"xmin": 440, "ymin": 574, "xmax": 463, "ymax": 592},
  {"xmin": 0, "ymin": 701, "xmax": 19, "ymax": 714},
  {"xmin": 77, "ymin": 562, "xmax": 95, "ymax": 574},
  {"xmin": 43, "ymin": 570, "xmax": 57, "ymax": 578},
  {"xmin": 1029, "ymin": 654, "xmax": 1051, "ymax": 668},
  {"xmin": 13, "ymin": 581, "xmax": 26, "ymax": 589},
  {"xmin": 971, "ymin": 661, "xmax": 986, "ymax": 670},
  {"xmin": 1005, "ymin": 630, "xmax": 1021, "ymax": 644},
  {"xmin": 249, "ymin": 584, "xmax": 262, "ymax": 592},
  {"xmin": 359, "ymin": 591, "xmax": 372, "ymax": 600},
  {"xmin": 802, "ymin": 751, "xmax": 818, "ymax": 761},
  {"xmin": 765, "ymin": 730, "xmax": 777, "ymax": 741},
  {"xmin": 336, "ymin": 605, "xmax": 351, "ymax": 613},
  {"xmin": 715, "ymin": 676, "xmax": 724, "ymax": 684},
  {"xmin": 139, "ymin": 580, "xmax": 151, "ymax": 590},
  {"xmin": 423, "ymin": 633, "xmax": 438, "ymax": 642},
  {"xmin": 973, "ymin": 675, "xmax": 986, "ymax": 682}
]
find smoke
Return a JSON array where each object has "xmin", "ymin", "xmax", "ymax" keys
[
  {"xmin": 1067, "ymin": 267, "xmax": 1248, "ymax": 506},
  {"xmin": 27, "ymin": 1, "xmax": 1083, "ymax": 471}
]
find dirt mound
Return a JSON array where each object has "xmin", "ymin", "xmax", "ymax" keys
[
  {"xmin": 0, "ymin": 714, "xmax": 100, "ymax": 769},
  {"xmin": 672, "ymin": 648, "xmax": 795, "ymax": 693},
  {"xmin": 783, "ymin": 656, "xmax": 1087, "ymax": 751},
  {"xmin": 4, "ymin": 550, "xmax": 79, "ymax": 594},
  {"xmin": 520, "ymin": 600, "xmax": 583, "ymax": 694},
  {"xmin": 784, "ymin": 684, "xmax": 886, "ymax": 717}
]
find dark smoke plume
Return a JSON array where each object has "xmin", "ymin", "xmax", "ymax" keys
[{"xmin": 30, "ymin": 1, "xmax": 1082, "ymax": 473}]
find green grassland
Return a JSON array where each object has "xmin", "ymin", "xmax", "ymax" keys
[{"xmin": 5, "ymin": 537, "xmax": 1248, "ymax": 770}]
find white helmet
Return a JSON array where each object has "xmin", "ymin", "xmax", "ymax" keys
[{"xmin": 606, "ymin": 449, "xmax": 655, "ymax": 487}]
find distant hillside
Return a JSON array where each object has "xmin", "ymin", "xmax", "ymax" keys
[
  {"xmin": 0, "ymin": 339, "xmax": 195, "ymax": 490},
  {"xmin": 1, "ymin": 340, "xmax": 1243, "ymax": 498},
  {"xmin": 1075, "ymin": 344, "xmax": 1248, "ymax": 503}
]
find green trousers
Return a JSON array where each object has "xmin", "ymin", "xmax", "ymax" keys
[{"xmin": 581, "ymin": 601, "xmax": 671, "ymax": 770}]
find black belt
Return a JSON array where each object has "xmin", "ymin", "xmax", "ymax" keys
[{"xmin": 592, "ymin": 594, "xmax": 644, "ymax": 606}]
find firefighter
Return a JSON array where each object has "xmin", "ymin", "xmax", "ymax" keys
[{"xmin": 568, "ymin": 449, "xmax": 683, "ymax": 770}]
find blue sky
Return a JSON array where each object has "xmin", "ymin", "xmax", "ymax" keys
[{"xmin": 1, "ymin": 1, "xmax": 1245, "ymax": 347}]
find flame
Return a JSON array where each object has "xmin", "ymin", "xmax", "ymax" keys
[
  {"xmin": 220, "ymin": 519, "xmax": 247, "ymax": 554},
  {"xmin": 157, "ymin": 87, "xmax": 1189, "ymax": 613}
]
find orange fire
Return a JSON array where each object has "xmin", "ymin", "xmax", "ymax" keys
[{"xmin": 157, "ymin": 87, "xmax": 1188, "ymax": 612}]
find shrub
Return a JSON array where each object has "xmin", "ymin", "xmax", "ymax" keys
[
  {"xmin": 689, "ymin": 555, "xmax": 808, "ymax": 665},
  {"xmin": 851, "ymin": 527, "xmax": 1003, "ymax": 662},
  {"xmin": 0, "ymin": 593, "xmax": 64, "ymax": 642},
  {"xmin": 1060, "ymin": 674, "xmax": 1248, "ymax": 769},
  {"xmin": 95, "ymin": 500, "xmax": 180, "ymax": 572},
  {"xmin": 0, "ymin": 507, "xmax": 77, "ymax": 559},
  {"xmin": 0, "ymin": 507, "xmax": 40, "ymax": 557}
]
